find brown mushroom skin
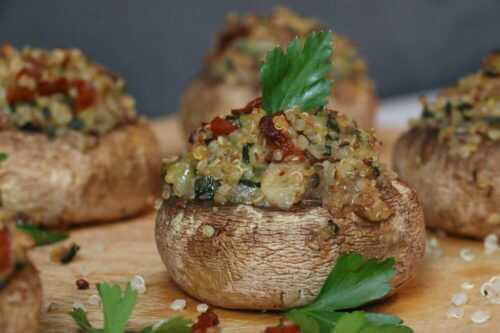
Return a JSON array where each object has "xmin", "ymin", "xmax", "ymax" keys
[
  {"xmin": 155, "ymin": 179, "xmax": 425, "ymax": 310},
  {"xmin": 179, "ymin": 78, "xmax": 377, "ymax": 139},
  {"xmin": 394, "ymin": 127, "xmax": 500, "ymax": 239},
  {"xmin": 0, "ymin": 121, "xmax": 161, "ymax": 227},
  {"xmin": 0, "ymin": 261, "xmax": 42, "ymax": 333}
]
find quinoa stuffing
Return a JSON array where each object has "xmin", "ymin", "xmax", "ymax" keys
[
  {"xmin": 0, "ymin": 44, "xmax": 137, "ymax": 147},
  {"xmin": 204, "ymin": 7, "xmax": 370, "ymax": 87},
  {"xmin": 163, "ymin": 98, "xmax": 396, "ymax": 222},
  {"xmin": 412, "ymin": 52, "xmax": 500, "ymax": 158}
]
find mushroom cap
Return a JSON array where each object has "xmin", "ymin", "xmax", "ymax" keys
[
  {"xmin": 155, "ymin": 179, "xmax": 425, "ymax": 310},
  {"xmin": 394, "ymin": 127, "xmax": 500, "ymax": 238}
]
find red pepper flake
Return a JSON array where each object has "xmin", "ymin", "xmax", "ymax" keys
[
  {"xmin": 259, "ymin": 114, "xmax": 304, "ymax": 160},
  {"xmin": 0, "ymin": 227, "xmax": 12, "ymax": 277},
  {"xmin": 71, "ymin": 80, "xmax": 97, "ymax": 111},
  {"xmin": 231, "ymin": 97, "xmax": 262, "ymax": 115},
  {"xmin": 210, "ymin": 116, "xmax": 236, "ymax": 136},
  {"xmin": 6, "ymin": 86, "xmax": 35, "ymax": 104},
  {"xmin": 264, "ymin": 324, "xmax": 302, "ymax": 333},
  {"xmin": 38, "ymin": 78, "xmax": 69, "ymax": 96},
  {"xmin": 76, "ymin": 278, "xmax": 90, "ymax": 290},
  {"xmin": 192, "ymin": 308, "xmax": 220, "ymax": 333}
]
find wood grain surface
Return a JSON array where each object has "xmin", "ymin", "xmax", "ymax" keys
[{"xmin": 31, "ymin": 118, "xmax": 500, "ymax": 332}]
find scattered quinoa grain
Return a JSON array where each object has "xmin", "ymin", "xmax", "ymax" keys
[
  {"xmin": 471, "ymin": 310, "xmax": 490, "ymax": 324},
  {"xmin": 447, "ymin": 306, "xmax": 465, "ymax": 319},
  {"xmin": 461, "ymin": 282, "xmax": 474, "ymax": 290},
  {"xmin": 459, "ymin": 248, "xmax": 475, "ymax": 262},
  {"xmin": 170, "ymin": 299, "xmax": 186, "ymax": 311},
  {"xmin": 72, "ymin": 301, "xmax": 86, "ymax": 311},
  {"xmin": 484, "ymin": 234, "xmax": 498, "ymax": 255},
  {"xmin": 88, "ymin": 294, "xmax": 101, "ymax": 306},
  {"xmin": 451, "ymin": 292, "xmax": 468, "ymax": 306},
  {"xmin": 197, "ymin": 303, "xmax": 209, "ymax": 313},
  {"xmin": 130, "ymin": 275, "xmax": 147, "ymax": 294}
]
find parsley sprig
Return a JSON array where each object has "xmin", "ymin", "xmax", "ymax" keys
[
  {"xmin": 0, "ymin": 152, "xmax": 7, "ymax": 162},
  {"xmin": 285, "ymin": 253, "xmax": 412, "ymax": 333},
  {"xmin": 70, "ymin": 282, "xmax": 191, "ymax": 333},
  {"xmin": 260, "ymin": 31, "xmax": 333, "ymax": 114},
  {"xmin": 16, "ymin": 223, "xmax": 68, "ymax": 246}
]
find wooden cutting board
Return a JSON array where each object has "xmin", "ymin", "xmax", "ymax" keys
[{"xmin": 32, "ymin": 118, "xmax": 500, "ymax": 333}]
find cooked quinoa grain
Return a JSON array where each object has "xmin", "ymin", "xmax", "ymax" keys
[
  {"xmin": 412, "ymin": 52, "xmax": 500, "ymax": 158},
  {"xmin": 0, "ymin": 44, "xmax": 137, "ymax": 147},
  {"xmin": 163, "ymin": 99, "xmax": 396, "ymax": 222},
  {"xmin": 205, "ymin": 7, "xmax": 369, "ymax": 87}
]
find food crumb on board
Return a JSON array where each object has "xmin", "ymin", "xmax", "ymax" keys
[
  {"xmin": 451, "ymin": 292, "xmax": 468, "ymax": 306},
  {"xmin": 447, "ymin": 306, "xmax": 465, "ymax": 319},
  {"xmin": 459, "ymin": 248, "xmax": 475, "ymax": 262},
  {"xmin": 88, "ymin": 294, "xmax": 101, "ymax": 306},
  {"xmin": 170, "ymin": 299, "xmax": 187, "ymax": 311},
  {"xmin": 130, "ymin": 275, "xmax": 147, "ymax": 294},
  {"xmin": 76, "ymin": 278, "xmax": 90, "ymax": 290},
  {"xmin": 197, "ymin": 303, "xmax": 209, "ymax": 313},
  {"xmin": 470, "ymin": 310, "xmax": 491, "ymax": 324},
  {"xmin": 484, "ymin": 234, "xmax": 498, "ymax": 255},
  {"xmin": 461, "ymin": 282, "xmax": 475, "ymax": 290}
]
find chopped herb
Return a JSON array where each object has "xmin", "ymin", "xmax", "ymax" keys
[
  {"xmin": 242, "ymin": 143, "xmax": 252, "ymax": 164},
  {"xmin": 482, "ymin": 116, "xmax": 500, "ymax": 126},
  {"xmin": 68, "ymin": 117, "xmax": 84, "ymax": 130},
  {"xmin": 457, "ymin": 102, "xmax": 472, "ymax": 111},
  {"xmin": 421, "ymin": 107, "xmax": 433, "ymax": 119},
  {"xmin": 285, "ymin": 253, "xmax": 412, "ymax": 333},
  {"xmin": 0, "ymin": 152, "xmax": 7, "ymax": 162},
  {"xmin": 239, "ymin": 179, "xmax": 260, "ymax": 188},
  {"xmin": 260, "ymin": 31, "xmax": 333, "ymax": 114},
  {"xmin": 324, "ymin": 144, "xmax": 332, "ymax": 156},
  {"xmin": 139, "ymin": 317, "xmax": 192, "ymax": 333},
  {"xmin": 444, "ymin": 102, "xmax": 453, "ymax": 116},
  {"xmin": 195, "ymin": 176, "xmax": 219, "ymax": 200},
  {"xmin": 327, "ymin": 115, "xmax": 340, "ymax": 131},
  {"xmin": 60, "ymin": 243, "xmax": 80, "ymax": 264},
  {"xmin": 16, "ymin": 223, "xmax": 68, "ymax": 246}
]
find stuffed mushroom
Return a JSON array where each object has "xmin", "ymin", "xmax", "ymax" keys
[
  {"xmin": 157, "ymin": 95, "xmax": 425, "ymax": 309},
  {"xmin": 0, "ymin": 45, "xmax": 161, "ymax": 226},
  {"xmin": 0, "ymin": 212, "xmax": 42, "ymax": 333},
  {"xmin": 179, "ymin": 7, "xmax": 377, "ymax": 137},
  {"xmin": 394, "ymin": 53, "xmax": 500, "ymax": 239}
]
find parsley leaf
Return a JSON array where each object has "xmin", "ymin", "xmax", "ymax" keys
[
  {"xmin": 332, "ymin": 312, "xmax": 412, "ymax": 333},
  {"xmin": 0, "ymin": 152, "xmax": 7, "ymax": 162},
  {"xmin": 69, "ymin": 282, "xmax": 137, "ymax": 333},
  {"xmin": 99, "ymin": 283, "xmax": 138, "ymax": 333},
  {"xmin": 139, "ymin": 317, "xmax": 192, "ymax": 333},
  {"xmin": 285, "ymin": 253, "xmax": 411, "ymax": 333},
  {"xmin": 69, "ymin": 308, "xmax": 102, "ymax": 333},
  {"xmin": 260, "ymin": 31, "xmax": 333, "ymax": 114},
  {"xmin": 16, "ymin": 224, "xmax": 68, "ymax": 246},
  {"xmin": 307, "ymin": 253, "xmax": 396, "ymax": 311}
]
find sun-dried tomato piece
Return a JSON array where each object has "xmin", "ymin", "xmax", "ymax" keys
[
  {"xmin": 264, "ymin": 324, "xmax": 302, "ymax": 333},
  {"xmin": 0, "ymin": 227, "xmax": 12, "ymax": 278},
  {"xmin": 192, "ymin": 309, "xmax": 220, "ymax": 333},
  {"xmin": 6, "ymin": 86, "xmax": 35, "ymax": 104},
  {"xmin": 259, "ymin": 114, "xmax": 304, "ymax": 159},
  {"xmin": 71, "ymin": 80, "xmax": 97, "ymax": 111},
  {"xmin": 16, "ymin": 67, "xmax": 42, "ymax": 81},
  {"xmin": 38, "ymin": 78, "xmax": 69, "ymax": 96},
  {"xmin": 210, "ymin": 116, "xmax": 236, "ymax": 136},
  {"xmin": 232, "ymin": 97, "xmax": 262, "ymax": 115}
]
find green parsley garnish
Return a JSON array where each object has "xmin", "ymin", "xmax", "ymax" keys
[
  {"xmin": 0, "ymin": 152, "xmax": 7, "ymax": 162},
  {"xmin": 285, "ymin": 253, "xmax": 412, "ymax": 333},
  {"xmin": 16, "ymin": 224, "xmax": 68, "ymax": 246},
  {"xmin": 260, "ymin": 31, "xmax": 333, "ymax": 114},
  {"xmin": 70, "ymin": 282, "xmax": 192, "ymax": 333}
]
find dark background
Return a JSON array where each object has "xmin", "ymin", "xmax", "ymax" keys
[{"xmin": 1, "ymin": 1, "xmax": 499, "ymax": 117}]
